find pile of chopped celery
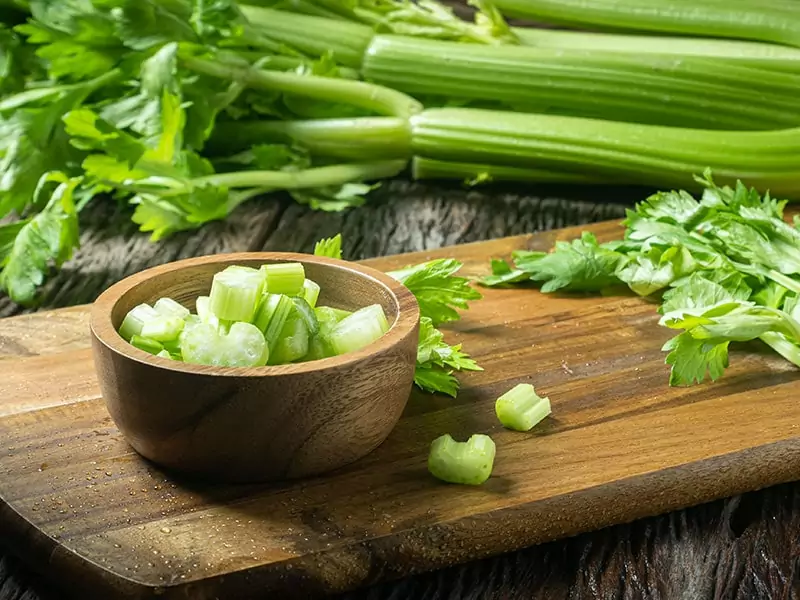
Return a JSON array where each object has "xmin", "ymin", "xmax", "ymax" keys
[
  {"xmin": 117, "ymin": 262, "xmax": 390, "ymax": 368},
  {"xmin": 427, "ymin": 383, "xmax": 552, "ymax": 486}
]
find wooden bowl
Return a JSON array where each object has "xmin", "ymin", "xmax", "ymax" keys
[{"xmin": 90, "ymin": 253, "xmax": 420, "ymax": 483}]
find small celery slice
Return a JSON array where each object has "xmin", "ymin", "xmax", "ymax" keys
[
  {"xmin": 304, "ymin": 306, "xmax": 343, "ymax": 361},
  {"xmin": 269, "ymin": 311, "xmax": 309, "ymax": 364},
  {"xmin": 154, "ymin": 297, "xmax": 190, "ymax": 319},
  {"xmin": 129, "ymin": 334, "xmax": 164, "ymax": 356},
  {"xmin": 181, "ymin": 322, "xmax": 268, "ymax": 367},
  {"xmin": 118, "ymin": 303, "xmax": 160, "ymax": 341},
  {"xmin": 255, "ymin": 293, "xmax": 294, "ymax": 346},
  {"xmin": 140, "ymin": 315, "xmax": 185, "ymax": 342},
  {"xmin": 209, "ymin": 266, "xmax": 265, "ymax": 322},
  {"xmin": 292, "ymin": 297, "xmax": 320, "ymax": 336},
  {"xmin": 428, "ymin": 434, "xmax": 496, "ymax": 485},
  {"xmin": 301, "ymin": 279, "xmax": 321, "ymax": 308},
  {"xmin": 495, "ymin": 383, "xmax": 551, "ymax": 432},
  {"xmin": 315, "ymin": 306, "xmax": 351, "ymax": 323},
  {"xmin": 196, "ymin": 296, "xmax": 213, "ymax": 322},
  {"xmin": 328, "ymin": 304, "xmax": 389, "ymax": 356},
  {"xmin": 156, "ymin": 349, "xmax": 173, "ymax": 360},
  {"xmin": 262, "ymin": 262, "xmax": 305, "ymax": 295}
]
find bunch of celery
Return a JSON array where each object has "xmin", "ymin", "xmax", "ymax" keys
[{"xmin": 2, "ymin": 0, "xmax": 800, "ymax": 308}]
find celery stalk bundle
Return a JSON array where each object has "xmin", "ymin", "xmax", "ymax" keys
[{"xmin": 1, "ymin": 0, "xmax": 800, "ymax": 304}]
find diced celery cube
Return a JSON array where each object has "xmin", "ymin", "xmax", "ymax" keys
[
  {"xmin": 154, "ymin": 297, "xmax": 190, "ymax": 319},
  {"xmin": 262, "ymin": 262, "xmax": 305, "ymax": 296},
  {"xmin": 428, "ymin": 434, "xmax": 496, "ymax": 485},
  {"xmin": 328, "ymin": 304, "xmax": 389, "ymax": 356},
  {"xmin": 118, "ymin": 303, "xmax": 160, "ymax": 341},
  {"xmin": 495, "ymin": 383, "xmax": 551, "ymax": 432}
]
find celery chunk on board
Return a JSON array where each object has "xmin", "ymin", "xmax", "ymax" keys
[{"xmin": 428, "ymin": 434, "xmax": 496, "ymax": 485}]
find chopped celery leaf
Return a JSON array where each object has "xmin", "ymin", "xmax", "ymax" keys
[{"xmin": 414, "ymin": 316, "xmax": 481, "ymax": 397}]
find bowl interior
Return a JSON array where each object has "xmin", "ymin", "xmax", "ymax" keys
[{"xmin": 109, "ymin": 257, "xmax": 401, "ymax": 331}]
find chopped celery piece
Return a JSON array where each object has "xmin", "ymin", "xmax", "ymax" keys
[
  {"xmin": 209, "ymin": 266, "xmax": 265, "ymax": 322},
  {"xmin": 181, "ymin": 322, "xmax": 269, "ymax": 367},
  {"xmin": 154, "ymin": 297, "xmax": 190, "ymax": 319},
  {"xmin": 301, "ymin": 278, "xmax": 321, "ymax": 308},
  {"xmin": 129, "ymin": 335, "xmax": 164, "ymax": 356},
  {"xmin": 183, "ymin": 314, "xmax": 202, "ymax": 327},
  {"xmin": 305, "ymin": 335, "xmax": 333, "ymax": 361},
  {"xmin": 140, "ymin": 315, "xmax": 185, "ymax": 342},
  {"xmin": 328, "ymin": 304, "xmax": 390, "ymax": 356},
  {"xmin": 495, "ymin": 383, "xmax": 552, "ymax": 432},
  {"xmin": 292, "ymin": 297, "xmax": 320, "ymax": 336},
  {"xmin": 118, "ymin": 303, "xmax": 160, "ymax": 341},
  {"xmin": 262, "ymin": 262, "xmax": 305, "ymax": 295},
  {"xmin": 255, "ymin": 293, "xmax": 294, "ymax": 345},
  {"xmin": 196, "ymin": 296, "xmax": 212, "ymax": 322},
  {"xmin": 428, "ymin": 434, "xmax": 496, "ymax": 486},
  {"xmin": 304, "ymin": 307, "xmax": 342, "ymax": 361},
  {"xmin": 315, "ymin": 306, "xmax": 351, "ymax": 323},
  {"xmin": 156, "ymin": 349, "xmax": 173, "ymax": 360},
  {"xmin": 269, "ymin": 311, "xmax": 310, "ymax": 364}
]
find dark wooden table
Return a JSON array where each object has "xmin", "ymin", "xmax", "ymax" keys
[{"xmin": 2, "ymin": 180, "xmax": 799, "ymax": 600}]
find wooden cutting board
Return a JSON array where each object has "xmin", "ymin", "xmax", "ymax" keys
[{"xmin": 2, "ymin": 220, "xmax": 800, "ymax": 600}]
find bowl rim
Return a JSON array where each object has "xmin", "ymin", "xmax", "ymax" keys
[{"xmin": 90, "ymin": 251, "xmax": 420, "ymax": 377}]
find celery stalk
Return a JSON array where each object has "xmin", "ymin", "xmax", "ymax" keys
[
  {"xmin": 412, "ymin": 157, "xmax": 609, "ymax": 185},
  {"xmin": 428, "ymin": 434, "xmax": 496, "ymax": 486},
  {"xmin": 410, "ymin": 108, "xmax": 800, "ymax": 197},
  {"xmin": 181, "ymin": 55, "xmax": 422, "ymax": 118},
  {"xmin": 205, "ymin": 117, "xmax": 411, "ymax": 163},
  {"xmin": 364, "ymin": 35, "xmax": 800, "ymax": 130},
  {"xmin": 495, "ymin": 384, "xmax": 552, "ymax": 432},
  {"xmin": 239, "ymin": 5, "xmax": 372, "ymax": 69},
  {"xmin": 513, "ymin": 28, "xmax": 800, "ymax": 70},
  {"xmin": 492, "ymin": 0, "xmax": 800, "ymax": 48}
]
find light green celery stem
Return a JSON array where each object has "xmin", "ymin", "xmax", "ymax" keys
[
  {"xmin": 207, "ymin": 117, "xmax": 411, "ymax": 161},
  {"xmin": 513, "ymin": 28, "xmax": 800, "ymax": 73},
  {"xmin": 181, "ymin": 56, "xmax": 421, "ymax": 118},
  {"xmin": 492, "ymin": 0, "xmax": 800, "ymax": 48},
  {"xmin": 215, "ymin": 52, "xmax": 360, "ymax": 79},
  {"xmin": 760, "ymin": 332, "xmax": 800, "ymax": 367},
  {"xmin": 363, "ymin": 35, "xmax": 800, "ymax": 130},
  {"xmin": 411, "ymin": 157, "xmax": 609, "ymax": 185},
  {"xmin": 410, "ymin": 108, "xmax": 800, "ymax": 197},
  {"xmin": 239, "ymin": 6, "xmax": 372, "ymax": 69},
  {"xmin": 191, "ymin": 160, "xmax": 407, "ymax": 190},
  {"xmin": 242, "ymin": 0, "xmax": 346, "ymax": 19}
]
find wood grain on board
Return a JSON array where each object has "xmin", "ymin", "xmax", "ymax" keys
[{"xmin": 1, "ymin": 219, "xmax": 800, "ymax": 599}]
